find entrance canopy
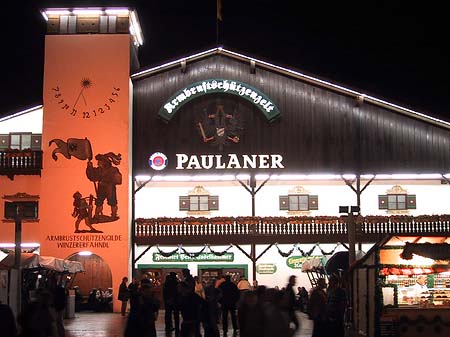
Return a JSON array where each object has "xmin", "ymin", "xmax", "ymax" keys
[{"xmin": 0, "ymin": 252, "xmax": 84, "ymax": 273}]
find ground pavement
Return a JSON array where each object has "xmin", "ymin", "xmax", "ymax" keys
[{"xmin": 64, "ymin": 310, "xmax": 313, "ymax": 337}]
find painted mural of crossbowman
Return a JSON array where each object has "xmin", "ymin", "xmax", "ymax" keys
[{"xmin": 49, "ymin": 137, "xmax": 122, "ymax": 233}]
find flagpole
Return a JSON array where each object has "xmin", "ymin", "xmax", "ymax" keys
[
  {"xmin": 216, "ymin": 0, "xmax": 222, "ymax": 46},
  {"xmin": 216, "ymin": 16, "xmax": 218, "ymax": 46}
]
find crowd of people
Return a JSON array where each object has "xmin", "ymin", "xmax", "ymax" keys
[
  {"xmin": 0, "ymin": 270, "xmax": 347, "ymax": 337},
  {"xmin": 87, "ymin": 287, "xmax": 113, "ymax": 312},
  {"xmin": 119, "ymin": 269, "xmax": 348, "ymax": 337}
]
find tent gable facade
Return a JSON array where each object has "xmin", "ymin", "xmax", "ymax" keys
[{"xmin": 133, "ymin": 50, "xmax": 450, "ymax": 176}]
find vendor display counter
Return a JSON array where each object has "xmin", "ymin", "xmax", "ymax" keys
[
  {"xmin": 350, "ymin": 235, "xmax": 450, "ymax": 337},
  {"xmin": 381, "ymin": 307, "xmax": 450, "ymax": 337}
]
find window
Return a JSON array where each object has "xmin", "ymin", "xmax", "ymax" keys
[
  {"xmin": 4, "ymin": 201, "xmax": 39, "ymax": 220},
  {"xmin": 10, "ymin": 133, "xmax": 32, "ymax": 150},
  {"xmin": 190, "ymin": 195, "xmax": 209, "ymax": 211},
  {"xmin": 179, "ymin": 195, "xmax": 219, "ymax": 212},
  {"xmin": 289, "ymin": 195, "xmax": 309, "ymax": 211},
  {"xmin": 279, "ymin": 194, "xmax": 318, "ymax": 211},
  {"xmin": 0, "ymin": 133, "xmax": 41, "ymax": 150},
  {"xmin": 379, "ymin": 194, "xmax": 416, "ymax": 210}
]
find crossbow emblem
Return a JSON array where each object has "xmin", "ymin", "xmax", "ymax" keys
[{"xmin": 196, "ymin": 104, "xmax": 244, "ymax": 151}]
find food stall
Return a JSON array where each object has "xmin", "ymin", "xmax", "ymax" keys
[
  {"xmin": 351, "ymin": 235, "xmax": 450, "ymax": 337},
  {"xmin": 0, "ymin": 252, "xmax": 84, "ymax": 317}
]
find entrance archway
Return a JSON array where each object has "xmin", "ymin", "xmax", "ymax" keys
[{"xmin": 67, "ymin": 252, "xmax": 112, "ymax": 311}]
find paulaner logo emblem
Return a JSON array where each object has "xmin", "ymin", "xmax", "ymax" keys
[{"xmin": 149, "ymin": 152, "xmax": 168, "ymax": 170}]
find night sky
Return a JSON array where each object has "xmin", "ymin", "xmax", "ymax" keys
[{"xmin": 2, "ymin": 1, "xmax": 449, "ymax": 121}]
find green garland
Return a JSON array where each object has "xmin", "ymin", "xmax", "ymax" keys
[
  {"xmin": 275, "ymin": 242, "xmax": 342, "ymax": 257},
  {"xmin": 156, "ymin": 244, "xmax": 233, "ymax": 257}
]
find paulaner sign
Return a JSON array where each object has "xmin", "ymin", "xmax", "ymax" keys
[
  {"xmin": 176, "ymin": 153, "xmax": 284, "ymax": 170},
  {"xmin": 159, "ymin": 79, "xmax": 281, "ymax": 122}
]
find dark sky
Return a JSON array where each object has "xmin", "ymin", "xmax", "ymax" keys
[{"xmin": 2, "ymin": 1, "xmax": 449, "ymax": 121}]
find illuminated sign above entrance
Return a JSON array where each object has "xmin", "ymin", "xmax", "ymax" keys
[
  {"xmin": 176, "ymin": 153, "xmax": 284, "ymax": 170},
  {"xmin": 148, "ymin": 152, "xmax": 285, "ymax": 171},
  {"xmin": 159, "ymin": 79, "xmax": 280, "ymax": 123}
]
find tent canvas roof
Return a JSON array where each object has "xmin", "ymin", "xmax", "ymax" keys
[{"xmin": 0, "ymin": 252, "xmax": 84, "ymax": 273}]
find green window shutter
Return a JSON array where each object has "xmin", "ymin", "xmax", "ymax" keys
[
  {"xmin": 179, "ymin": 196, "xmax": 190, "ymax": 211},
  {"xmin": 407, "ymin": 194, "xmax": 416, "ymax": 209},
  {"xmin": 378, "ymin": 195, "xmax": 388, "ymax": 209},
  {"xmin": 279, "ymin": 195, "xmax": 289, "ymax": 210},
  {"xmin": 309, "ymin": 195, "xmax": 319, "ymax": 210},
  {"xmin": 209, "ymin": 195, "xmax": 219, "ymax": 211}
]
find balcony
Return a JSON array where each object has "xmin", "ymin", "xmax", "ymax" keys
[
  {"xmin": 135, "ymin": 215, "xmax": 450, "ymax": 246},
  {"xmin": 0, "ymin": 150, "xmax": 43, "ymax": 179}
]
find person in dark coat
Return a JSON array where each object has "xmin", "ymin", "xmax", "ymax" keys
[
  {"xmin": 218, "ymin": 275, "xmax": 240, "ymax": 336},
  {"xmin": 182, "ymin": 268, "xmax": 195, "ymax": 292},
  {"xmin": 237, "ymin": 291, "xmax": 265, "ymax": 337},
  {"xmin": 0, "ymin": 302, "xmax": 17, "ymax": 337},
  {"xmin": 17, "ymin": 288, "xmax": 57, "ymax": 337},
  {"xmin": 118, "ymin": 276, "xmax": 130, "ymax": 316},
  {"xmin": 282, "ymin": 275, "xmax": 299, "ymax": 333},
  {"xmin": 297, "ymin": 286, "xmax": 309, "ymax": 313},
  {"xmin": 326, "ymin": 275, "xmax": 347, "ymax": 337},
  {"xmin": 203, "ymin": 279, "xmax": 221, "ymax": 337},
  {"xmin": 128, "ymin": 278, "xmax": 140, "ymax": 312},
  {"xmin": 309, "ymin": 278, "xmax": 328, "ymax": 337},
  {"xmin": 52, "ymin": 283, "xmax": 67, "ymax": 337},
  {"xmin": 178, "ymin": 281, "xmax": 204, "ymax": 337},
  {"xmin": 261, "ymin": 288, "xmax": 292, "ymax": 337},
  {"xmin": 124, "ymin": 279, "xmax": 160, "ymax": 337},
  {"xmin": 163, "ymin": 272, "xmax": 180, "ymax": 333}
]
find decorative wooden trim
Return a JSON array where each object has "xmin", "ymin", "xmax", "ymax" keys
[
  {"xmin": 188, "ymin": 185, "xmax": 210, "ymax": 196},
  {"xmin": 2, "ymin": 218, "xmax": 40, "ymax": 223},
  {"xmin": 3, "ymin": 192, "xmax": 40, "ymax": 201},
  {"xmin": 387, "ymin": 185, "xmax": 407, "ymax": 195},
  {"xmin": 288, "ymin": 185, "xmax": 310, "ymax": 195}
]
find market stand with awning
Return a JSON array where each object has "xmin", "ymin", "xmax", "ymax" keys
[
  {"xmin": 0, "ymin": 252, "xmax": 84, "ymax": 316},
  {"xmin": 350, "ymin": 235, "xmax": 450, "ymax": 337},
  {"xmin": 0, "ymin": 252, "xmax": 84, "ymax": 273}
]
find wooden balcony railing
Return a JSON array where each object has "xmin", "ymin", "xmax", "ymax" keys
[
  {"xmin": 0, "ymin": 150, "xmax": 43, "ymax": 179},
  {"xmin": 135, "ymin": 215, "xmax": 450, "ymax": 245}
]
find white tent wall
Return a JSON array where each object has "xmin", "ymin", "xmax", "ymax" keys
[
  {"xmin": 0, "ymin": 106, "xmax": 43, "ymax": 133},
  {"xmin": 136, "ymin": 180, "xmax": 450, "ymax": 219}
]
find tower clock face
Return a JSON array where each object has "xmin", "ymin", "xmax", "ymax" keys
[{"xmin": 50, "ymin": 77, "xmax": 121, "ymax": 119}]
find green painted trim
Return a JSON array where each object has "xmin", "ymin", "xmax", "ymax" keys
[
  {"xmin": 158, "ymin": 78, "xmax": 280, "ymax": 123},
  {"xmin": 137, "ymin": 264, "xmax": 188, "ymax": 269},
  {"xmin": 197, "ymin": 264, "xmax": 248, "ymax": 279},
  {"xmin": 152, "ymin": 252, "xmax": 234, "ymax": 262}
]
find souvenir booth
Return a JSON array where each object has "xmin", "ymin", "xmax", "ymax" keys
[{"xmin": 351, "ymin": 235, "xmax": 450, "ymax": 337}]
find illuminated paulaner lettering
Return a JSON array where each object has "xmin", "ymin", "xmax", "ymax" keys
[{"xmin": 175, "ymin": 153, "xmax": 284, "ymax": 170}]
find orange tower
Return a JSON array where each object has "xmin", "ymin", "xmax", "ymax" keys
[{"xmin": 40, "ymin": 7, "xmax": 141, "ymax": 312}]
